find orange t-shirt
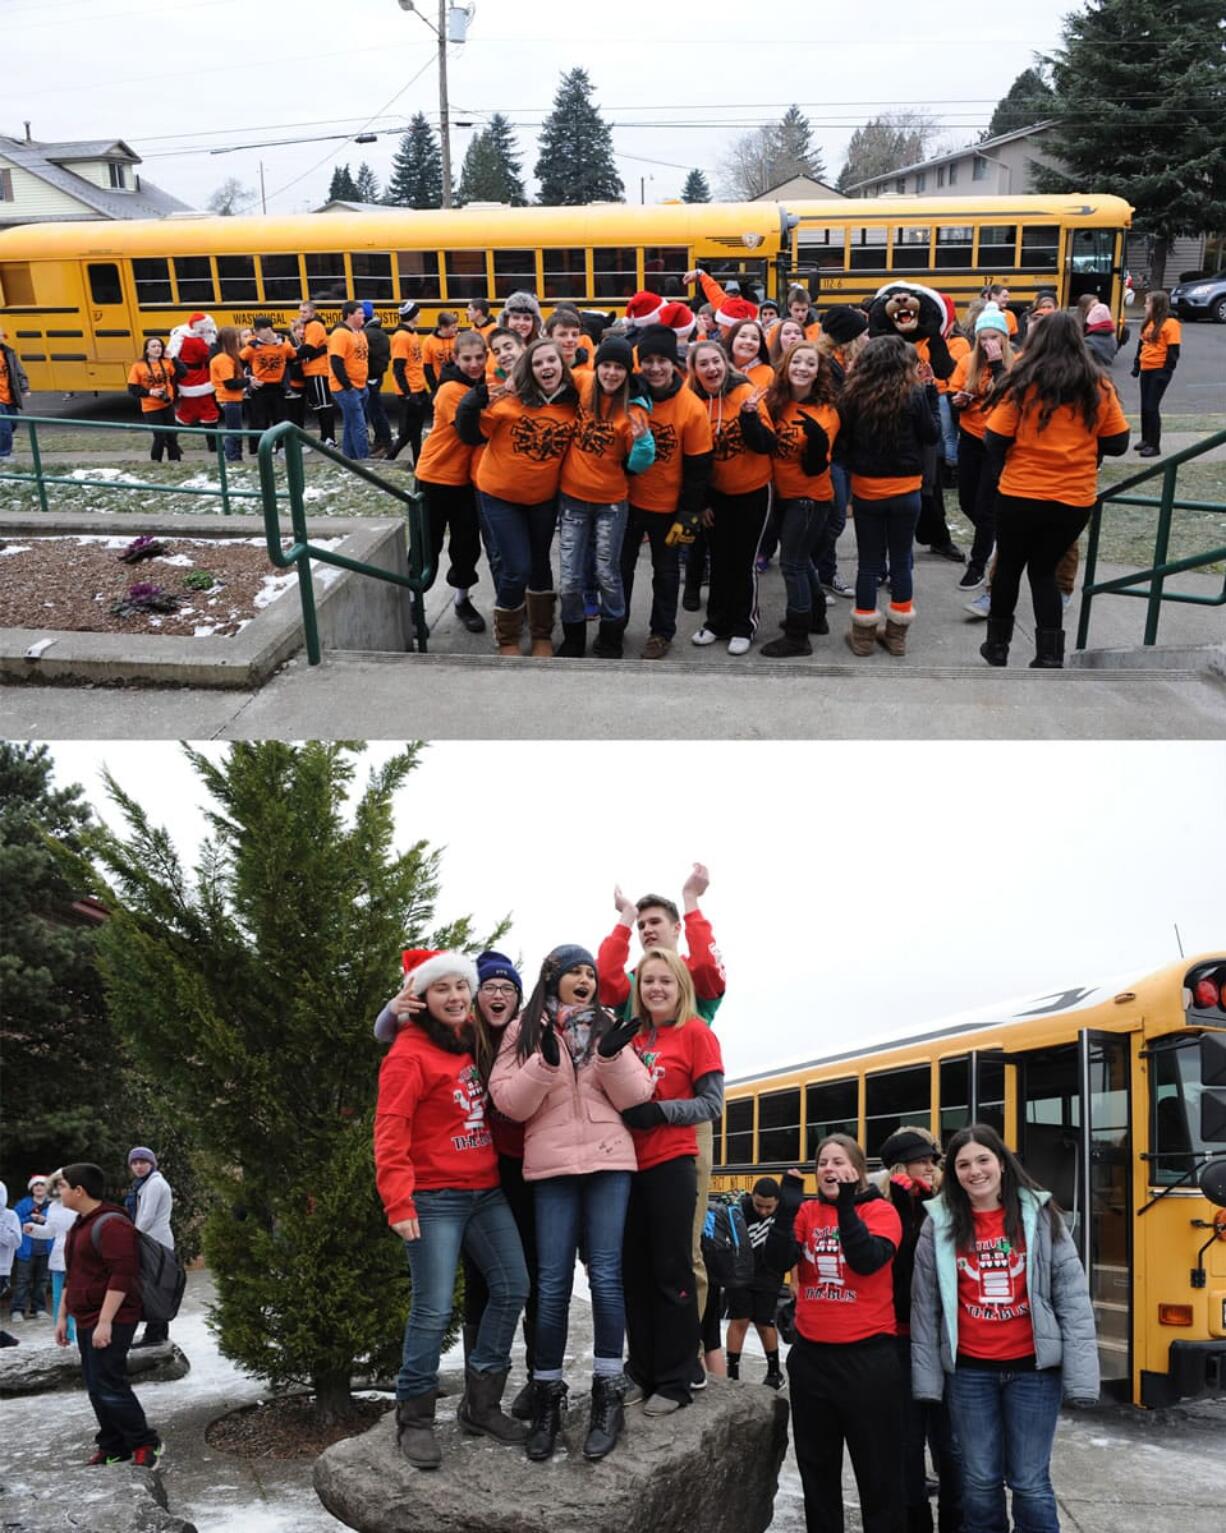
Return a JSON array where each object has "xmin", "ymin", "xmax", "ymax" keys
[
  {"xmin": 948, "ymin": 351, "xmax": 1009, "ymax": 440},
  {"xmin": 803, "ymin": 322, "xmax": 822, "ymax": 343},
  {"xmin": 301, "ymin": 319, "xmax": 331, "ymax": 378},
  {"xmin": 987, "ymin": 379, "xmax": 1130, "ymax": 506},
  {"xmin": 739, "ymin": 361, "xmax": 774, "ymax": 393},
  {"xmin": 414, "ymin": 379, "xmax": 478, "ymax": 487},
  {"xmin": 328, "ymin": 327, "xmax": 369, "ymax": 393},
  {"xmin": 851, "ymin": 473, "xmax": 922, "ymax": 501},
  {"xmin": 472, "ymin": 394, "xmax": 577, "ymax": 503},
  {"xmin": 769, "ymin": 398, "xmax": 840, "ymax": 501},
  {"xmin": 240, "ymin": 339, "xmax": 295, "ymax": 386},
  {"xmin": 390, "ymin": 329, "xmax": 427, "ymax": 395},
  {"xmin": 423, "ymin": 333, "xmax": 456, "ymax": 385},
  {"xmin": 209, "ymin": 353, "xmax": 246, "ymax": 402},
  {"xmin": 560, "ymin": 375, "xmax": 650, "ymax": 504},
  {"xmin": 0, "ymin": 348, "xmax": 11, "ymax": 405},
  {"xmin": 703, "ymin": 381, "xmax": 773, "ymax": 495},
  {"xmin": 1139, "ymin": 317, "xmax": 1181, "ymax": 371},
  {"xmin": 935, "ymin": 334, "xmax": 971, "ymax": 395},
  {"xmin": 1002, "ymin": 309, "xmax": 1019, "ymax": 337},
  {"xmin": 127, "ymin": 359, "xmax": 176, "ymax": 414},
  {"xmin": 629, "ymin": 384, "xmax": 713, "ymax": 514}
]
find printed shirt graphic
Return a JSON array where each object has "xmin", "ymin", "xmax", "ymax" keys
[
  {"xmin": 628, "ymin": 387, "xmax": 712, "ymax": 512},
  {"xmin": 473, "ymin": 396, "xmax": 576, "ymax": 502},
  {"xmin": 629, "ymin": 1020, "xmax": 723, "ymax": 1171},
  {"xmin": 769, "ymin": 399, "xmax": 839, "ymax": 501},
  {"xmin": 560, "ymin": 375, "xmax": 648, "ymax": 503},
  {"xmin": 956, "ymin": 1206, "xmax": 1035, "ymax": 1361},
  {"xmin": 792, "ymin": 1196, "xmax": 900, "ymax": 1344}
]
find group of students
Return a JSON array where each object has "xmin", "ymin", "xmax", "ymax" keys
[{"xmin": 371, "ymin": 864, "xmax": 1099, "ymax": 1533}]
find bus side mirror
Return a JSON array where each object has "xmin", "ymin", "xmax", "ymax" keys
[
  {"xmin": 1199, "ymin": 1158, "xmax": 1226, "ymax": 1208},
  {"xmin": 1201, "ymin": 1032, "xmax": 1226, "ymax": 1088}
]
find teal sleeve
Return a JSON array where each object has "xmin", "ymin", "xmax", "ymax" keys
[{"xmin": 627, "ymin": 430, "xmax": 656, "ymax": 475}]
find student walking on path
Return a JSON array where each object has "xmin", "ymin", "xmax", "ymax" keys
[{"xmin": 1131, "ymin": 290, "xmax": 1181, "ymax": 457}]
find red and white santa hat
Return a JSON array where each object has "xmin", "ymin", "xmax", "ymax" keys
[
  {"xmin": 401, "ymin": 948, "xmax": 480, "ymax": 996},
  {"xmin": 658, "ymin": 301, "xmax": 696, "ymax": 339},
  {"xmin": 625, "ymin": 290, "xmax": 666, "ymax": 327},
  {"xmin": 715, "ymin": 295, "xmax": 759, "ymax": 329}
]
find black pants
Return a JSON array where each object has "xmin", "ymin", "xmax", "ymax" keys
[
  {"xmin": 147, "ymin": 406, "xmax": 181, "ymax": 462},
  {"xmin": 619, "ymin": 505, "xmax": 682, "ymax": 640},
  {"xmin": 463, "ymin": 1153, "xmax": 537, "ymax": 1372},
  {"xmin": 623, "ymin": 1154, "xmax": 698, "ymax": 1404},
  {"xmin": 421, "ymin": 480, "xmax": 482, "ymax": 591},
  {"xmin": 77, "ymin": 1320, "xmax": 159, "ymax": 1457},
  {"xmin": 140, "ymin": 1319, "xmax": 170, "ymax": 1346},
  {"xmin": 1139, "ymin": 369, "xmax": 1170, "ymax": 449},
  {"xmin": 284, "ymin": 392, "xmax": 306, "ymax": 429},
  {"xmin": 787, "ymin": 1333, "xmax": 905, "ymax": 1533},
  {"xmin": 682, "ymin": 526, "xmax": 709, "ymax": 599},
  {"xmin": 306, "ymin": 375, "xmax": 336, "ymax": 446},
  {"xmin": 706, "ymin": 485, "xmax": 771, "ymax": 638},
  {"xmin": 956, "ymin": 430, "xmax": 994, "ymax": 571},
  {"xmin": 914, "ymin": 439, "xmax": 954, "ymax": 550},
  {"xmin": 895, "ymin": 1335, "xmax": 963, "ymax": 1532},
  {"xmin": 989, "ymin": 494, "xmax": 1093, "ymax": 630},
  {"xmin": 700, "ymin": 1280, "xmax": 724, "ymax": 1355},
  {"xmin": 389, "ymin": 392, "xmax": 428, "ymax": 464},
  {"xmin": 248, "ymin": 385, "xmax": 285, "ymax": 437}
]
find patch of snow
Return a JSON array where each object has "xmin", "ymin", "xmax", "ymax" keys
[
  {"xmin": 148, "ymin": 617, "xmax": 163, "ymax": 627},
  {"xmin": 155, "ymin": 553, "xmax": 196, "ymax": 566},
  {"xmin": 193, "ymin": 625, "xmax": 220, "ymax": 638},
  {"xmin": 0, "ymin": 543, "xmax": 32, "ymax": 556},
  {"xmin": 66, "ymin": 466, "xmax": 130, "ymax": 483},
  {"xmin": 253, "ymin": 572, "xmax": 298, "ymax": 608}
]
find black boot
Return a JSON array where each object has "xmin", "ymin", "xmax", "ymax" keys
[
  {"xmin": 510, "ymin": 1375, "xmax": 534, "ymax": 1421},
  {"xmin": 453, "ymin": 597, "xmax": 486, "ymax": 634},
  {"xmin": 556, "ymin": 621, "xmax": 587, "ymax": 658},
  {"xmin": 809, "ymin": 592, "xmax": 829, "ymax": 636},
  {"xmin": 979, "ymin": 615, "xmax": 1013, "ymax": 667},
  {"xmin": 583, "ymin": 1374, "xmax": 625, "ymax": 1461},
  {"xmin": 761, "ymin": 610, "xmax": 813, "ymax": 658},
  {"xmin": 458, "ymin": 1366, "xmax": 529, "ymax": 1444},
  {"xmin": 1030, "ymin": 627, "xmax": 1065, "ymax": 668},
  {"xmin": 591, "ymin": 620, "xmax": 623, "ymax": 658},
  {"xmin": 763, "ymin": 1349, "xmax": 783, "ymax": 1390},
  {"xmin": 395, "ymin": 1391, "xmax": 441, "ymax": 1471},
  {"xmin": 525, "ymin": 1378, "xmax": 568, "ymax": 1461}
]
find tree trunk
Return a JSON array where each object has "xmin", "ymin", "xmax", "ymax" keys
[
  {"xmin": 1149, "ymin": 235, "xmax": 1170, "ymax": 293},
  {"xmin": 313, "ymin": 1370, "xmax": 355, "ymax": 1426}
]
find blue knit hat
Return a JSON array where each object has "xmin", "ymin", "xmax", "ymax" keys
[
  {"xmin": 361, "ymin": 300, "xmax": 375, "ymax": 322},
  {"xmin": 477, "ymin": 949, "xmax": 522, "ymax": 999},
  {"xmin": 975, "ymin": 304, "xmax": 1010, "ymax": 336},
  {"xmin": 128, "ymin": 1147, "xmax": 158, "ymax": 1169},
  {"xmin": 544, "ymin": 944, "xmax": 596, "ymax": 995}
]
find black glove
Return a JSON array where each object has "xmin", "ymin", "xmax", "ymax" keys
[
  {"xmin": 1130, "ymin": 367, "xmax": 1140, "ymax": 379},
  {"xmin": 598, "ymin": 1017, "xmax": 641, "ymax": 1057},
  {"xmin": 835, "ymin": 1178, "xmax": 859, "ymax": 1209},
  {"xmin": 538, "ymin": 1020, "xmax": 560, "ymax": 1067},
  {"xmin": 621, "ymin": 1101, "xmax": 666, "ymax": 1130}
]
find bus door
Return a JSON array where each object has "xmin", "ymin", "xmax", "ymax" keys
[
  {"xmin": 82, "ymin": 260, "xmax": 135, "ymax": 364},
  {"xmin": 1067, "ymin": 228, "xmax": 1118, "ymax": 307}
]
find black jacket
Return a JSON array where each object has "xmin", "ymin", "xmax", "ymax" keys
[
  {"xmin": 1, "ymin": 341, "xmax": 30, "ymax": 410},
  {"xmin": 363, "ymin": 320, "xmax": 390, "ymax": 381},
  {"xmin": 836, "ymin": 387, "xmax": 939, "ymax": 481}
]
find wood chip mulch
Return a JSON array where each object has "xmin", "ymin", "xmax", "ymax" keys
[
  {"xmin": 205, "ymin": 1394, "xmax": 392, "ymax": 1459},
  {"xmin": 0, "ymin": 536, "xmax": 296, "ymax": 639}
]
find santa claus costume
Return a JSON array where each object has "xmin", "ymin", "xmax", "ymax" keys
[{"xmin": 167, "ymin": 313, "xmax": 219, "ymax": 431}]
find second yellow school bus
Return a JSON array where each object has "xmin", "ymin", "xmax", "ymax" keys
[
  {"xmin": 0, "ymin": 193, "xmax": 1132, "ymax": 393},
  {"xmin": 710, "ymin": 954, "xmax": 1226, "ymax": 1409}
]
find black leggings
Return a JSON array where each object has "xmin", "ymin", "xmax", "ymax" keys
[
  {"xmin": 1139, "ymin": 369, "xmax": 1170, "ymax": 450},
  {"xmin": 989, "ymin": 494, "xmax": 1093, "ymax": 630},
  {"xmin": 956, "ymin": 430, "xmax": 994, "ymax": 570},
  {"xmin": 389, "ymin": 392, "xmax": 428, "ymax": 464},
  {"xmin": 463, "ymin": 1152, "xmax": 536, "ymax": 1372},
  {"xmin": 623, "ymin": 1154, "xmax": 698, "ymax": 1404},
  {"xmin": 147, "ymin": 406, "xmax": 180, "ymax": 462},
  {"xmin": 705, "ymin": 484, "xmax": 771, "ymax": 638}
]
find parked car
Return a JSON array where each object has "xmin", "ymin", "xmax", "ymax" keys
[{"xmin": 1170, "ymin": 270, "xmax": 1226, "ymax": 323}]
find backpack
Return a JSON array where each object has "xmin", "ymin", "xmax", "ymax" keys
[
  {"xmin": 701, "ymin": 1198, "xmax": 754, "ymax": 1289},
  {"xmin": 91, "ymin": 1211, "xmax": 187, "ymax": 1324}
]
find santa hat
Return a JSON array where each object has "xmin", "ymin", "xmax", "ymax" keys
[
  {"xmin": 940, "ymin": 294, "xmax": 958, "ymax": 337},
  {"xmin": 401, "ymin": 948, "xmax": 479, "ymax": 996},
  {"xmin": 625, "ymin": 291, "xmax": 666, "ymax": 327},
  {"xmin": 715, "ymin": 295, "xmax": 758, "ymax": 329},
  {"xmin": 657, "ymin": 301, "xmax": 696, "ymax": 339},
  {"xmin": 28, "ymin": 1174, "xmax": 49, "ymax": 1189}
]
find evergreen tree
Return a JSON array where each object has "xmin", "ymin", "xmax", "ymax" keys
[
  {"xmin": 353, "ymin": 161, "xmax": 381, "ymax": 203},
  {"xmin": 535, "ymin": 68, "xmax": 624, "ymax": 206},
  {"xmin": 775, "ymin": 105, "xmax": 827, "ymax": 183},
  {"xmin": 985, "ymin": 67, "xmax": 1055, "ymax": 140},
  {"xmin": 837, "ymin": 112, "xmax": 939, "ymax": 191},
  {"xmin": 721, "ymin": 107, "xmax": 828, "ymax": 199},
  {"xmin": 458, "ymin": 114, "xmax": 527, "ymax": 205},
  {"xmin": 385, "ymin": 114, "xmax": 445, "ymax": 209},
  {"xmin": 327, "ymin": 164, "xmax": 360, "ymax": 202},
  {"xmin": 86, "ymin": 743, "xmax": 507, "ymax": 1423},
  {"xmin": 1034, "ymin": 0, "xmax": 1226, "ymax": 289},
  {"xmin": 681, "ymin": 168, "xmax": 712, "ymax": 204}
]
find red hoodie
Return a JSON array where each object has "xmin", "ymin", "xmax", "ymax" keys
[{"xmin": 64, "ymin": 1202, "xmax": 142, "ymax": 1327}]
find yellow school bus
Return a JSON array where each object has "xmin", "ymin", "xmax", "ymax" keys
[
  {"xmin": 710, "ymin": 954, "xmax": 1226, "ymax": 1409},
  {"xmin": 0, "ymin": 193, "xmax": 1132, "ymax": 394}
]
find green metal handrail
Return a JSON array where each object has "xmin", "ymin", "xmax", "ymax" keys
[
  {"xmin": 1077, "ymin": 427, "xmax": 1226, "ymax": 650},
  {"xmin": 256, "ymin": 419, "xmax": 434, "ymax": 664}
]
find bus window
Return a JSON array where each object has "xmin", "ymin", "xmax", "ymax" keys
[
  {"xmin": 173, "ymin": 257, "xmax": 215, "ymax": 305},
  {"xmin": 977, "ymin": 225, "xmax": 1017, "ymax": 268},
  {"xmin": 259, "ymin": 255, "xmax": 303, "ymax": 305},
  {"xmin": 758, "ymin": 1088, "xmax": 801, "ymax": 1164},
  {"xmin": 493, "ymin": 249, "xmax": 536, "ymax": 298},
  {"xmin": 976, "ymin": 1056, "xmax": 1006, "ymax": 1136},
  {"xmin": 805, "ymin": 1078, "xmax": 857, "ymax": 1158},
  {"xmin": 939, "ymin": 1056, "xmax": 970, "ymax": 1144},
  {"xmin": 88, "ymin": 263, "xmax": 123, "ymax": 305},
  {"xmin": 132, "ymin": 258, "xmax": 172, "ymax": 306},
  {"xmin": 397, "ymin": 251, "xmax": 441, "ymax": 303},
  {"xmin": 593, "ymin": 247, "xmax": 637, "ymax": 300},
  {"xmin": 1069, "ymin": 228, "xmax": 1114, "ymax": 274},
  {"xmin": 306, "ymin": 253, "xmax": 347, "ymax": 300},
  {"xmin": 1150, "ymin": 1039, "xmax": 1210, "ymax": 1184},
  {"xmin": 712, "ymin": 1107, "xmax": 724, "ymax": 1167},
  {"xmin": 798, "ymin": 227, "xmax": 846, "ymax": 270},
  {"xmin": 217, "ymin": 256, "xmax": 258, "ymax": 305},
  {"xmin": 849, "ymin": 227, "xmax": 888, "ymax": 272},
  {"xmin": 726, "ymin": 1098, "xmax": 754, "ymax": 1167},
  {"xmin": 642, "ymin": 246, "xmax": 688, "ymax": 296},
  {"xmin": 542, "ymin": 248, "xmax": 586, "ymax": 301},
  {"xmin": 444, "ymin": 250, "xmax": 488, "ymax": 302},
  {"xmin": 892, "ymin": 227, "xmax": 931, "ymax": 270},
  {"xmin": 352, "ymin": 252, "xmax": 393, "ymax": 302},
  {"xmin": 0, "ymin": 262, "xmax": 35, "ymax": 305},
  {"xmin": 1021, "ymin": 226, "xmax": 1060, "ymax": 269},
  {"xmin": 865, "ymin": 1064, "xmax": 930, "ymax": 1159},
  {"xmin": 935, "ymin": 226, "xmax": 974, "ymax": 269}
]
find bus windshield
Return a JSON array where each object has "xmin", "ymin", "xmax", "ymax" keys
[{"xmin": 1151, "ymin": 1037, "xmax": 1213, "ymax": 1182}]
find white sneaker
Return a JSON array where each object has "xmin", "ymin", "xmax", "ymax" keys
[
  {"xmin": 964, "ymin": 591, "xmax": 992, "ymax": 620},
  {"xmin": 822, "ymin": 575, "xmax": 854, "ymax": 599},
  {"xmin": 691, "ymin": 627, "xmax": 719, "ymax": 646},
  {"xmin": 727, "ymin": 636, "xmax": 751, "ymax": 656}
]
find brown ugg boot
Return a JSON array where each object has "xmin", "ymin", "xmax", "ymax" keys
[
  {"xmin": 846, "ymin": 608, "xmax": 880, "ymax": 656},
  {"xmin": 877, "ymin": 604, "xmax": 915, "ymax": 657},
  {"xmin": 492, "ymin": 605, "xmax": 525, "ymax": 657},
  {"xmin": 525, "ymin": 590, "xmax": 556, "ymax": 658}
]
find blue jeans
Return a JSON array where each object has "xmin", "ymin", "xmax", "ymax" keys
[
  {"xmin": 946, "ymin": 1365, "xmax": 1062, "ymax": 1533},
  {"xmin": 10, "ymin": 1251, "xmax": 49, "ymax": 1316},
  {"xmin": 398, "ymin": 1186, "xmax": 528, "ymax": 1400},
  {"xmin": 0, "ymin": 401, "xmax": 18, "ymax": 458},
  {"xmin": 51, "ymin": 1271, "xmax": 76, "ymax": 1341},
  {"xmin": 479, "ymin": 493, "xmax": 557, "ymax": 608},
  {"xmin": 533, "ymin": 1171, "xmax": 631, "ymax": 1376},
  {"xmin": 558, "ymin": 495, "xmax": 629, "ymax": 624},
  {"xmin": 852, "ymin": 490, "xmax": 921, "ymax": 608},
  {"xmin": 363, "ymin": 377, "xmax": 392, "ymax": 449},
  {"xmin": 816, "ymin": 462, "xmax": 850, "ymax": 584},
  {"xmin": 336, "ymin": 386, "xmax": 369, "ymax": 460},
  {"xmin": 938, "ymin": 393, "xmax": 959, "ymax": 466},
  {"xmin": 776, "ymin": 496, "xmax": 832, "ymax": 615},
  {"xmin": 221, "ymin": 401, "xmax": 245, "ymax": 462}
]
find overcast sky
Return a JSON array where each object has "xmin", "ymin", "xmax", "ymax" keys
[
  {"xmin": 45, "ymin": 741, "xmax": 1226, "ymax": 1082},
  {"xmin": 4, "ymin": 0, "xmax": 1079, "ymax": 211}
]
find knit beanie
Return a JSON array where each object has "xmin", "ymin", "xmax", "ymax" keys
[
  {"xmin": 503, "ymin": 290, "xmax": 542, "ymax": 318},
  {"xmin": 636, "ymin": 324, "xmax": 680, "ymax": 365},
  {"xmin": 625, "ymin": 291, "xmax": 666, "ymax": 327},
  {"xmin": 594, "ymin": 334, "xmax": 634, "ymax": 370},
  {"xmin": 398, "ymin": 300, "xmax": 420, "ymax": 322},
  {"xmin": 127, "ymin": 1147, "xmax": 158, "ymax": 1170},
  {"xmin": 1085, "ymin": 302, "xmax": 1114, "ymax": 333},
  {"xmin": 974, "ymin": 304, "xmax": 1010, "ymax": 335},
  {"xmin": 820, "ymin": 305, "xmax": 869, "ymax": 345},
  {"xmin": 758, "ymin": 297, "xmax": 780, "ymax": 317},
  {"xmin": 477, "ymin": 949, "xmax": 523, "ymax": 1000},
  {"xmin": 878, "ymin": 1128, "xmax": 939, "ymax": 1168},
  {"xmin": 543, "ymin": 944, "xmax": 596, "ymax": 996},
  {"xmin": 715, "ymin": 295, "xmax": 758, "ymax": 328},
  {"xmin": 401, "ymin": 947, "xmax": 480, "ymax": 996},
  {"xmin": 361, "ymin": 300, "xmax": 375, "ymax": 322}
]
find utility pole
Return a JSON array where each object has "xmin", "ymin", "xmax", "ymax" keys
[
  {"xmin": 437, "ymin": 0, "xmax": 452, "ymax": 208},
  {"xmin": 259, "ymin": 160, "xmax": 267, "ymax": 214}
]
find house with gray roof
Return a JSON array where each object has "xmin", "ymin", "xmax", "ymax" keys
[{"xmin": 0, "ymin": 132, "xmax": 191, "ymax": 229}]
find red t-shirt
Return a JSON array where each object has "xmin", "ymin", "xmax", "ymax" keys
[
  {"xmin": 956, "ymin": 1206, "xmax": 1034, "ymax": 1362},
  {"xmin": 374, "ymin": 1023, "xmax": 499, "ymax": 1224},
  {"xmin": 793, "ymin": 1195, "xmax": 901, "ymax": 1344},
  {"xmin": 629, "ymin": 1018, "xmax": 724, "ymax": 1171}
]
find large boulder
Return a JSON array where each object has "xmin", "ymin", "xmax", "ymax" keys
[
  {"xmin": 0, "ymin": 1338, "xmax": 190, "ymax": 1396},
  {"xmin": 315, "ymin": 1375, "xmax": 790, "ymax": 1533},
  {"xmin": 2, "ymin": 1466, "xmax": 197, "ymax": 1532}
]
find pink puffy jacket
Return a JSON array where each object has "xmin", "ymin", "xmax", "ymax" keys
[{"xmin": 488, "ymin": 1017, "xmax": 655, "ymax": 1181}]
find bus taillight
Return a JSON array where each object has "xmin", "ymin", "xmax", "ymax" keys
[{"xmin": 1159, "ymin": 1303, "xmax": 1194, "ymax": 1326}]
